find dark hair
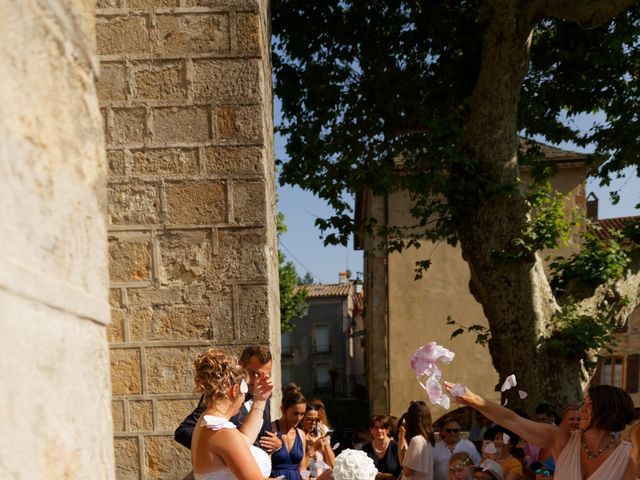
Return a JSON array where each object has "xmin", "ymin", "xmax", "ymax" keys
[
  {"xmin": 369, "ymin": 414, "xmax": 390, "ymax": 429},
  {"xmin": 239, "ymin": 345, "xmax": 272, "ymax": 366},
  {"xmin": 588, "ymin": 385, "xmax": 636, "ymax": 431},
  {"xmin": 486, "ymin": 425, "xmax": 519, "ymax": 449},
  {"xmin": 534, "ymin": 403, "xmax": 559, "ymax": 423},
  {"xmin": 387, "ymin": 415, "xmax": 399, "ymax": 437},
  {"xmin": 405, "ymin": 401, "xmax": 435, "ymax": 446},
  {"xmin": 282, "ymin": 383, "xmax": 306, "ymax": 411},
  {"xmin": 440, "ymin": 417, "xmax": 459, "ymax": 430}
]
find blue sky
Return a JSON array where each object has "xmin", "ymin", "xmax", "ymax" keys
[{"xmin": 275, "ymin": 101, "xmax": 639, "ymax": 285}]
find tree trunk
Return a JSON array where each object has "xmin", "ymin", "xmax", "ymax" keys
[{"xmin": 450, "ymin": 3, "xmax": 582, "ymax": 410}]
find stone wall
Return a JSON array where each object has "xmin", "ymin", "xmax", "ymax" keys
[
  {"xmin": 0, "ymin": 0, "xmax": 114, "ymax": 478},
  {"xmin": 95, "ymin": 0, "xmax": 279, "ymax": 477}
]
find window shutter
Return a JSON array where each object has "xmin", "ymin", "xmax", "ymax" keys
[
  {"xmin": 590, "ymin": 360, "xmax": 603, "ymax": 387},
  {"xmin": 626, "ymin": 354, "xmax": 639, "ymax": 393}
]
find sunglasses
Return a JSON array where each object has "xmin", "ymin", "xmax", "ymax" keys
[
  {"xmin": 445, "ymin": 428, "xmax": 460, "ymax": 433},
  {"xmin": 449, "ymin": 464, "xmax": 468, "ymax": 472}
]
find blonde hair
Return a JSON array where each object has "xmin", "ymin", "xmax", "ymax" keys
[
  {"xmin": 193, "ymin": 349, "xmax": 247, "ymax": 403},
  {"xmin": 448, "ymin": 452, "xmax": 472, "ymax": 480}
]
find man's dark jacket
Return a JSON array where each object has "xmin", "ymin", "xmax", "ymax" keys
[{"xmin": 174, "ymin": 394, "xmax": 272, "ymax": 449}]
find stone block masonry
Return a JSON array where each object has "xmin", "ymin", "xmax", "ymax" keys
[{"xmin": 97, "ymin": 1, "xmax": 280, "ymax": 478}]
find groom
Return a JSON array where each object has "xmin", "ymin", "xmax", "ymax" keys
[{"xmin": 174, "ymin": 345, "xmax": 282, "ymax": 453}]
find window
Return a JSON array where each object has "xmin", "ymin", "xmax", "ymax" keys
[
  {"xmin": 313, "ymin": 325, "xmax": 330, "ymax": 353},
  {"xmin": 601, "ymin": 356, "xmax": 624, "ymax": 388},
  {"xmin": 282, "ymin": 331, "xmax": 293, "ymax": 356},
  {"xmin": 592, "ymin": 354, "xmax": 639, "ymax": 393},
  {"xmin": 316, "ymin": 363, "xmax": 331, "ymax": 388}
]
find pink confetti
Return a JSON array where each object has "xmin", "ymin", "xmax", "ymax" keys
[
  {"xmin": 502, "ymin": 398, "xmax": 509, "ymax": 407},
  {"xmin": 502, "ymin": 433, "xmax": 510, "ymax": 444},
  {"xmin": 410, "ymin": 342, "xmax": 455, "ymax": 377},
  {"xmin": 451, "ymin": 384, "xmax": 467, "ymax": 397},
  {"xmin": 518, "ymin": 389, "xmax": 528, "ymax": 399}
]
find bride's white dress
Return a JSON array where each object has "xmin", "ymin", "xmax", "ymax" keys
[{"xmin": 194, "ymin": 415, "xmax": 272, "ymax": 480}]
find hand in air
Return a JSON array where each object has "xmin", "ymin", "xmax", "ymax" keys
[
  {"xmin": 443, "ymin": 381, "xmax": 478, "ymax": 407},
  {"xmin": 253, "ymin": 372, "xmax": 273, "ymax": 401},
  {"xmin": 259, "ymin": 431, "xmax": 282, "ymax": 454}
]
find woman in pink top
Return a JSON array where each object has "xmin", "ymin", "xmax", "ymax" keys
[{"xmin": 445, "ymin": 383, "xmax": 636, "ymax": 480}]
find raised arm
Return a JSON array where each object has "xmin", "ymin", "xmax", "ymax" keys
[
  {"xmin": 238, "ymin": 374, "xmax": 273, "ymax": 444},
  {"xmin": 444, "ymin": 382, "xmax": 570, "ymax": 458}
]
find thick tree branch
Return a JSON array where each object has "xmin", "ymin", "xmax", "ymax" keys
[{"xmin": 534, "ymin": 0, "xmax": 635, "ymax": 29}]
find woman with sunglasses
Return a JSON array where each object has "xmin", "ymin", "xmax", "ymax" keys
[
  {"xmin": 398, "ymin": 401, "xmax": 436, "ymax": 480},
  {"xmin": 362, "ymin": 414, "xmax": 402, "ymax": 480},
  {"xmin": 447, "ymin": 452, "xmax": 473, "ymax": 480},
  {"xmin": 303, "ymin": 404, "xmax": 335, "ymax": 478},
  {"xmin": 445, "ymin": 382, "xmax": 637, "ymax": 480}
]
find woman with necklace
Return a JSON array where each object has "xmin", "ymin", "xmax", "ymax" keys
[
  {"xmin": 271, "ymin": 384, "xmax": 308, "ymax": 480},
  {"xmin": 362, "ymin": 414, "xmax": 402, "ymax": 480},
  {"xmin": 445, "ymin": 382, "xmax": 636, "ymax": 480}
]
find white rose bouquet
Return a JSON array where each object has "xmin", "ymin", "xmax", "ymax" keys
[{"xmin": 333, "ymin": 449, "xmax": 377, "ymax": 480}]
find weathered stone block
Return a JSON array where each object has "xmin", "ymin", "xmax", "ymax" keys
[
  {"xmin": 216, "ymin": 105, "xmax": 262, "ymax": 143},
  {"xmin": 132, "ymin": 61, "xmax": 186, "ymax": 101},
  {"xmin": 97, "ymin": 16, "xmax": 151, "ymax": 56},
  {"xmin": 238, "ymin": 285, "xmax": 269, "ymax": 341},
  {"xmin": 107, "ymin": 150, "xmax": 125, "ymax": 176},
  {"xmin": 209, "ymin": 289, "xmax": 235, "ymax": 341},
  {"xmin": 204, "ymin": 146, "xmax": 262, "ymax": 175},
  {"xmin": 233, "ymin": 180, "xmax": 265, "ymax": 224},
  {"xmin": 108, "ymin": 183, "xmax": 159, "ymax": 225},
  {"xmin": 217, "ymin": 229, "xmax": 267, "ymax": 279},
  {"xmin": 109, "ymin": 309, "xmax": 125, "ymax": 342},
  {"xmin": 145, "ymin": 436, "xmax": 192, "ymax": 478},
  {"xmin": 236, "ymin": 12, "xmax": 261, "ymax": 54},
  {"xmin": 111, "ymin": 107, "xmax": 146, "ymax": 146},
  {"xmin": 127, "ymin": 286, "xmax": 183, "ymax": 307},
  {"xmin": 192, "ymin": 59, "xmax": 260, "ymax": 101},
  {"xmin": 109, "ymin": 288, "xmax": 123, "ymax": 308},
  {"xmin": 112, "ymin": 400, "xmax": 125, "ymax": 432},
  {"xmin": 131, "ymin": 306, "xmax": 211, "ymax": 341},
  {"xmin": 97, "ymin": 0, "xmax": 121, "ymax": 8},
  {"xmin": 128, "ymin": 307, "xmax": 153, "ymax": 341},
  {"xmin": 114, "ymin": 437, "xmax": 140, "ymax": 480},
  {"xmin": 111, "ymin": 348, "xmax": 143, "ymax": 395},
  {"xmin": 157, "ymin": 399, "xmax": 198, "ymax": 431},
  {"xmin": 129, "ymin": 0, "xmax": 179, "ymax": 9},
  {"xmin": 96, "ymin": 62, "xmax": 126, "ymax": 102},
  {"xmin": 130, "ymin": 400, "xmax": 154, "ymax": 432},
  {"xmin": 159, "ymin": 229, "xmax": 213, "ymax": 283},
  {"xmin": 109, "ymin": 236, "xmax": 152, "ymax": 282},
  {"xmin": 131, "ymin": 148, "xmax": 198, "ymax": 176},
  {"xmin": 164, "ymin": 181, "xmax": 226, "ymax": 224},
  {"xmin": 153, "ymin": 106, "xmax": 210, "ymax": 144},
  {"xmin": 146, "ymin": 347, "xmax": 192, "ymax": 394},
  {"xmin": 156, "ymin": 14, "xmax": 229, "ymax": 55}
]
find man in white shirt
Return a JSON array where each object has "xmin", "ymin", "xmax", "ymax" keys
[{"xmin": 433, "ymin": 419, "xmax": 480, "ymax": 480}]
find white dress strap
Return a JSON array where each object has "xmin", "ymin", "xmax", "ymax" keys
[{"xmin": 201, "ymin": 415, "xmax": 237, "ymax": 431}]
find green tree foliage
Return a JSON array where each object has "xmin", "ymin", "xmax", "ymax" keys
[
  {"xmin": 277, "ymin": 212, "xmax": 309, "ymax": 332},
  {"xmin": 272, "ymin": 0, "xmax": 640, "ymax": 405}
]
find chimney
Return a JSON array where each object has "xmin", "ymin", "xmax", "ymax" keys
[
  {"xmin": 338, "ymin": 271, "xmax": 348, "ymax": 284},
  {"xmin": 586, "ymin": 192, "xmax": 599, "ymax": 221}
]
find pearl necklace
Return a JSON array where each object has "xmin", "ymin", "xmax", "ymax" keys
[
  {"xmin": 581, "ymin": 433, "xmax": 615, "ymax": 459},
  {"xmin": 372, "ymin": 438, "xmax": 390, "ymax": 454}
]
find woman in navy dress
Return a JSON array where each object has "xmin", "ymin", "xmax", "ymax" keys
[
  {"xmin": 363, "ymin": 414, "xmax": 402, "ymax": 480},
  {"xmin": 271, "ymin": 384, "xmax": 308, "ymax": 480}
]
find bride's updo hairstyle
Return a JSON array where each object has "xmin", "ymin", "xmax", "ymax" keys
[{"xmin": 194, "ymin": 349, "xmax": 247, "ymax": 403}]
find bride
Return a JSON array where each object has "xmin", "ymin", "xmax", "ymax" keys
[{"xmin": 191, "ymin": 349, "xmax": 273, "ymax": 480}]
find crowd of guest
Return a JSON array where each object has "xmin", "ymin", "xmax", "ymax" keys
[{"xmin": 175, "ymin": 344, "xmax": 640, "ymax": 480}]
